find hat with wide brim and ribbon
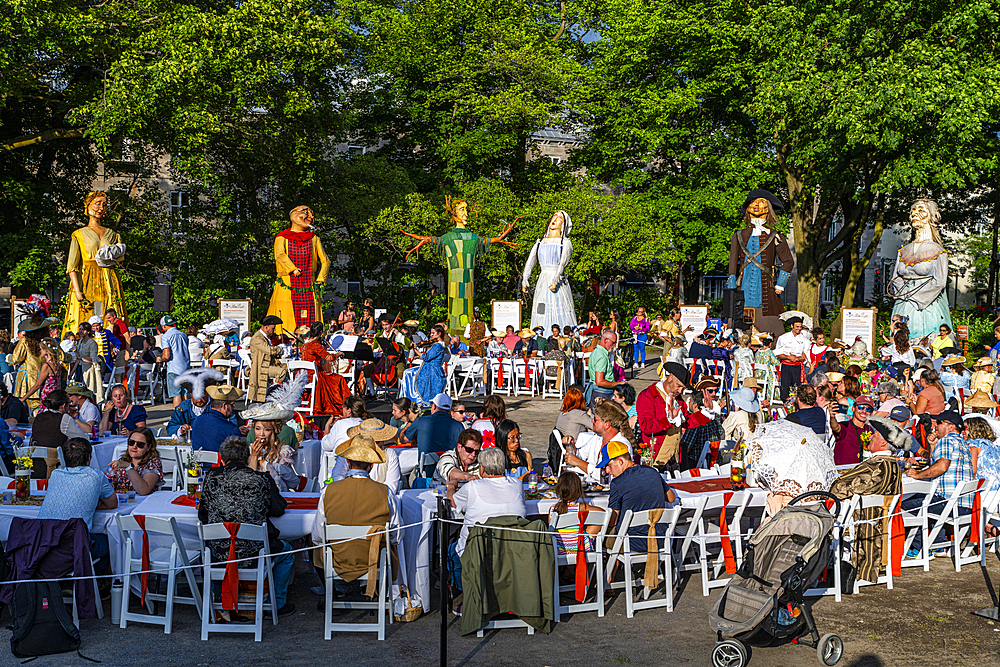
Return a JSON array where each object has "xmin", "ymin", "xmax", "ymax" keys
[
  {"xmin": 347, "ymin": 418, "xmax": 398, "ymax": 442},
  {"xmin": 518, "ymin": 328, "xmax": 534, "ymax": 339},
  {"xmin": 334, "ymin": 433, "xmax": 387, "ymax": 465},
  {"xmin": 940, "ymin": 355, "xmax": 966, "ymax": 367},
  {"xmin": 974, "ymin": 356, "xmax": 994, "ymax": 368},
  {"xmin": 730, "ymin": 387, "xmax": 760, "ymax": 413},
  {"xmin": 206, "ymin": 384, "xmax": 245, "ymax": 402},
  {"xmin": 18, "ymin": 315, "xmax": 59, "ymax": 333}
]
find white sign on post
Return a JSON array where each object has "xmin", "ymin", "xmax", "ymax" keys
[
  {"xmin": 491, "ymin": 300, "xmax": 522, "ymax": 334},
  {"xmin": 680, "ymin": 304, "xmax": 709, "ymax": 343},
  {"xmin": 841, "ymin": 308, "xmax": 878, "ymax": 354},
  {"xmin": 11, "ymin": 300, "xmax": 28, "ymax": 333},
  {"xmin": 219, "ymin": 299, "xmax": 252, "ymax": 338}
]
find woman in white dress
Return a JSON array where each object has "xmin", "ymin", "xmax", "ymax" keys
[{"xmin": 521, "ymin": 210, "xmax": 578, "ymax": 332}]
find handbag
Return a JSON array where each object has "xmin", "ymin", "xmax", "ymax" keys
[{"xmin": 393, "ymin": 585, "xmax": 423, "ymax": 622}]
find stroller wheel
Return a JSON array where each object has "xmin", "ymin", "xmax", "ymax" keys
[
  {"xmin": 817, "ymin": 633, "xmax": 844, "ymax": 665},
  {"xmin": 712, "ymin": 639, "xmax": 748, "ymax": 667}
]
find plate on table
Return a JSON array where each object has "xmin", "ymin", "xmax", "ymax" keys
[{"xmin": 585, "ymin": 483, "xmax": 609, "ymax": 493}]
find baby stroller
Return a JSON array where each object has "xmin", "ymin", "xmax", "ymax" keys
[{"xmin": 708, "ymin": 491, "xmax": 844, "ymax": 667}]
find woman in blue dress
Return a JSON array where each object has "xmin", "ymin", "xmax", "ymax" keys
[
  {"xmin": 399, "ymin": 324, "xmax": 450, "ymax": 407},
  {"xmin": 939, "ymin": 355, "xmax": 971, "ymax": 403}
]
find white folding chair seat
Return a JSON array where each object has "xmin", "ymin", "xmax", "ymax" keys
[
  {"xmin": 455, "ymin": 359, "xmax": 486, "ymax": 397},
  {"xmin": 285, "ymin": 361, "xmax": 317, "ymax": 416},
  {"xmin": 541, "ymin": 360, "xmax": 565, "ymax": 399},
  {"xmin": 417, "ymin": 452, "xmax": 440, "ymax": 478},
  {"xmin": 198, "ymin": 522, "xmax": 278, "ymax": 641},
  {"xmin": 488, "ymin": 358, "xmax": 513, "ymax": 396},
  {"xmin": 924, "ymin": 478, "xmax": 984, "ymax": 572},
  {"xmin": 322, "ymin": 523, "xmax": 390, "ymax": 640},
  {"xmin": 549, "ymin": 509, "xmax": 611, "ymax": 618},
  {"xmin": 605, "ymin": 507, "xmax": 683, "ymax": 616},
  {"xmin": 695, "ymin": 492, "xmax": 752, "ymax": 596},
  {"xmin": 157, "ymin": 445, "xmax": 190, "ymax": 492},
  {"xmin": 899, "ymin": 479, "xmax": 939, "ymax": 571},
  {"xmin": 512, "ymin": 359, "xmax": 538, "ymax": 397},
  {"xmin": 117, "ymin": 514, "xmax": 202, "ymax": 633},
  {"xmin": 843, "ymin": 493, "xmax": 901, "ymax": 593}
]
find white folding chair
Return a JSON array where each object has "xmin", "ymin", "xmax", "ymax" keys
[
  {"xmin": 845, "ymin": 493, "xmax": 902, "ymax": 593},
  {"xmin": 455, "ymin": 358, "xmax": 486, "ymax": 397},
  {"xmin": 198, "ymin": 522, "xmax": 278, "ymax": 641},
  {"xmin": 236, "ymin": 350, "xmax": 252, "ymax": 391},
  {"xmin": 136, "ymin": 363, "xmax": 156, "ymax": 405},
  {"xmin": 116, "ymin": 514, "xmax": 202, "ymax": 633},
  {"xmin": 899, "ymin": 479, "xmax": 940, "ymax": 571},
  {"xmin": 512, "ymin": 359, "xmax": 537, "ymax": 397},
  {"xmin": 209, "ymin": 359, "xmax": 238, "ymax": 385},
  {"xmin": 157, "ymin": 445, "xmax": 190, "ymax": 492},
  {"xmin": 15, "ymin": 445, "xmax": 66, "ymax": 472},
  {"xmin": 697, "ymin": 439, "xmax": 736, "ymax": 469},
  {"xmin": 489, "ymin": 358, "xmax": 513, "ymax": 396},
  {"xmin": 924, "ymin": 478, "xmax": 984, "ymax": 572},
  {"xmin": 802, "ymin": 497, "xmax": 853, "ymax": 602},
  {"xmin": 549, "ymin": 509, "xmax": 611, "ymax": 618},
  {"xmin": 417, "ymin": 452, "xmax": 440, "ymax": 478},
  {"xmin": 541, "ymin": 360, "xmax": 565, "ymax": 399},
  {"xmin": 318, "ymin": 451, "xmax": 338, "ymax": 487},
  {"xmin": 286, "ymin": 361, "xmax": 317, "ymax": 416},
  {"xmin": 183, "ymin": 450, "xmax": 221, "ymax": 491},
  {"xmin": 322, "ymin": 523, "xmax": 390, "ymax": 640},
  {"xmin": 695, "ymin": 492, "xmax": 752, "ymax": 596},
  {"xmin": 605, "ymin": 507, "xmax": 684, "ymax": 616}
]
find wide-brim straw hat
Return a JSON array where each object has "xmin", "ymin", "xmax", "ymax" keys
[
  {"xmin": 206, "ymin": 384, "xmax": 244, "ymax": 402},
  {"xmin": 403, "ymin": 320, "xmax": 420, "ymax": 327},
  {"xmin": 826, "ymin": 372, "xmax": 845, "ymax": 382},
  {"xmin": 941, "ymin": 355, "xmax": 966, "ymax": 367},
  {"xmin": 964, "ymin": 389, "xmax": 998, "ymax": 409},
  {"xmin": 974, "ymin": 356, "xmax": 993, "ymax": 368},
  {"xmin": 518, "ymin": 328, "xmax": 534, "ymax": 339},
  {"xmin": 347, "ymin": 418, "xmax": 397, "ymax": 442},
  {"xmin": 334, "ymin": 434, "xmax": 387, "ymax": 465},
  {"xmin": 741, "ymin": 377, "xmax": 761, "ymax": 389},
  {"xmin": 491, "ymin": 329, "xmax": 503, "ymax": 337}
]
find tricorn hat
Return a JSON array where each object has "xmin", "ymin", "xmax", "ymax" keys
[
  {"xmin": 261, "ymin": 315, "xmax": 283, "ymax": 327},
  {"xmin": 740, "ymin": 189, "xmax": 785, "ymax": 216},
  {"xmin": 206, "ymin": 384, "xmax": 244, "ymax": 402}
]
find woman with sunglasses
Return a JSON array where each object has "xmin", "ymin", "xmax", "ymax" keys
[
  {"xmin": 109, "ymin": 426, "xmax": 162, "ymax": 495},
  {"xmin": 832, "ymin": 395, "xmax": 875, "ymax": 465},
  {"xmin": 496, "ymin": 419, "xmax": 533, "ymax": 480}
]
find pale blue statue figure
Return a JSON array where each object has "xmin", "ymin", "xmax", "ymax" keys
[{"xmin": 888, "ymin": 199, "xmax": 953, "ymax": 340}]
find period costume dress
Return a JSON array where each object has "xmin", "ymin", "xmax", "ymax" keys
[
  {"xmin": 522, "ymin": 234, "xmax": 578, "ymax": 332},
  {"xmin": 889, "ymin": 240, "xmax": 953, "ymax": 340},
  {"xmin": 64, "ymin": 226, "xmax": 127, "ymax": 334},
  {"xmin": 266, "ymin": 229, "xmax": 330, "ymax": 336},
  {"xmin": 433, "ymin": 227, "xmax": 490, "ymax": 334},
  {"xmin": 726, "ymin": 225, "xmax": 794, "ymax": 338},
  {"xmin": 467, "ymin": 319, "xmax": 487, "ymax": 358},
  {"xmin": 733, "ymin": 344, "xmax": 755, "ymax": 390},
  {"xmin": 829, "ymin": 452, "xmax": 902, "ymax": 583},
  {"xmin": 301, "ymin": 339, "xmax": 350, "ymax": 415},
  {"xmin": 399, "ymin": 341, "xmax": 450, "ymax": 407},
  {"xmin": 754, "ymin": 346, "xmax": 780, "ymax": 406}
]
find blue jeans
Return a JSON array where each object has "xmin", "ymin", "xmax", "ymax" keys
[
  {"xmin": 634, "ymin": 333, "xmax": 647, "ymax": 365},
  {"xmin": 447, "ymin": 542, "xmax": 463, "ymax": 592},
  {"xmin": 901, "ymin": 493, "xmax": 971, "ymax": 553},
  {"xmin": 90, "ymin": 532, "xmax": 110, "ymax": 574}
]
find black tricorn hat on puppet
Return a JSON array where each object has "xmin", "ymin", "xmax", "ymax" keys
[{"xmin": 741, "ymin": 189, "xmax": 785, "ymax": 217}]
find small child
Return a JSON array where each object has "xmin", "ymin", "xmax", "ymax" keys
[{"xmin": 547, "ymin": 472, "xmax": 605, "ymax": 555}]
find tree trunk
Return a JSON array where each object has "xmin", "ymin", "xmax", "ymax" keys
[{"xmin": 839, "ymin": 193, "xmax": 886, "ymax": 313}]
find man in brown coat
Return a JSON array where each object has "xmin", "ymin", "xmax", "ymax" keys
[{"xmin": 248, "ymin": 315, "xmax": 288, "ymax": 403}]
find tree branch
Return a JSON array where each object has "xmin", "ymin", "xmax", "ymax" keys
[{"xmin": 1, "ymin": 128, "xmax": 85, "ymax": 152}]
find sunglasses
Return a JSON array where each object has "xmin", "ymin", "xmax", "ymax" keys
[
  {"xmin": 705, "ymin": 388, "xmax": 718, "ymax": 394},
  {"xmin": 855, "ymin": 405, "xmax": 873, "ymax": 413},
  {"xmin": 451, "ymin": 409, "xmax": 466, "ymax": 414},
  {"xmin": 460, "ymin": 445, "xmax": 481, "ymax": 456},
  {"xmin": 128, "ymin": 438, "xmax": 149, "ymax": 447}
]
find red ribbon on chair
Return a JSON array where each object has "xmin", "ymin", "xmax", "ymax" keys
[
  {"xmin": 970, "ymin": 478, "xmax": 985, "ymax": 545},
  {"xmin": 525, "ymin": 361, "xmax": 533, "ymax": 389},
  {"xmin": 890, "ymin": 497, "xmax": 904, "ymax": 577},
  {"xmin": 496, "ymin": 360, "xmax": 504, "ymax": 388},
  {"xmin": 719, "ymin": 492, "xmax": 737, "ymax": 575},
  {"xmin": 575, "ymin": 508, "xmax": 590, "ymax": 602},
  {"xmin": 133, "ymin": 515, "xmax": 152, "ymax": 605},
  {"xmin": 37, "ymin": 479, "xmax": 47, "ymax": 491},
  {"xmin": 689, "ymin": 468, "xmax": 701, "ymax": 477},
  {"xmin": 221, "ymin": 522, "xmax": 241, "ymax": 611},
  {"xmin": 708, "ymin": 441, "xmax": 721, "ymax": 468}
]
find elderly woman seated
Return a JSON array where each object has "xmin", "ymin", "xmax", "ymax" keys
[
  {"xmin": 448, "ymin": 447, "xmax": 525, "ymax": 599},
  {"xmin": 108, "ymin": 427, "xmax": 163, "ymax": 495}
]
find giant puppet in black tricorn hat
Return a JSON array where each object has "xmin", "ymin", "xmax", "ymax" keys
[{"xmin": 724, "ymin": 189, "xmax": 794, "ymax": 339}]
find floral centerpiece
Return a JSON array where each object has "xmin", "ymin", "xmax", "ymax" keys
[{"xmin": 14, "ymin": 456, "xmax": 33, "ymax": 500}]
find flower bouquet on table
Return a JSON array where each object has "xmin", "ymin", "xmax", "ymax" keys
[
  {"xmin": 14, "ymin": 456, "xmax": 33, "ymax": 500},
  {"xmin": 184, "ymin": 451, "xmax": 203, "ymax": 500},
  {"xmin": 636, "ymin": 439, "xmax": 655, "ymax": 467}
]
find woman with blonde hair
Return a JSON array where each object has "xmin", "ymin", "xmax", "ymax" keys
[{"xmin": 248, "ymin": 419, "xmax": 299, "ymax": 492}]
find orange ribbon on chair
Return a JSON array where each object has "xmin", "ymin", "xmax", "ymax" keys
[
  {"xmin": 221, "ymin": 522, "xmax": 241, "ymax": 611},
  {"xmin": 890, "ymin": 497, "xmax": 905, "ymax": 577},
  {"xmin": 970, "ymin": 478, "xmax": 985, "ymax": 545},
  {"xmin": 133, "ymin": 515, "xmax": 152, "ymax": 604},
  {"xmin": 643, "ymin": 508, "xmax": 665, "ymax": 589},
  {"xmin": 575, "ymin": 508, "xmax": 590, "ymax": 602},
  {"xmin": 719, "ymin": 492, "xmax": 737, "ymax": 575},
  {"xmin": 689, "ymin": 468, "xmax": 701, "ymax": 477},
  {"xmin": 708, "ymin": 441, "xmax": 721, "ymax": 468},
  {"xmin": 496, "ymin": 360, "xmax": 504, "ymax": 388}
]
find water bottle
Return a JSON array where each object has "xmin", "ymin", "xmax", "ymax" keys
[
  {"xmin": 528, "ymin": 470, "xmax": 538, "ymax": 492},
  {"xmin": 542, "ymin": 462, "xmax": 552, "ymax": 480}
]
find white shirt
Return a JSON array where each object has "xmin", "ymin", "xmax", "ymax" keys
[
  {"xmin": 76, "ymin": 400, "xmax": 100, "ymax": 426},
  {"xmin": 329, "ymin": 446, "xmax": 402, "ymax": 494},
  {"xmin": 453, "ymin": 475, "xmax": 526, "ymax": 556},
  {"xmin": 322, "ymin": 417, "xmax": 362, "ymax": 452},
  {"xmin": 573, "ymin": 431, "xmax": 633, "ymax": 482},
  {"xmin": 879, "ymin": 344, "xmax": 915, "ymax": 366},
  {"xmin": 773, "ymin": 332, "xmax": 810, "ymax": 360},
  {"xmin": 311, "ymin": 468, "xmax": 400, "ymax": 546},
  {"xmin": 188, "ymin": 335, "xmax": 205, "ymax": 363}
]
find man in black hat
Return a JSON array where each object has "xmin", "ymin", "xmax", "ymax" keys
[
  {"xmin": 636, "ymin": 361, "xmax": 691, "ymax": 467},
  {"xmin": 248, "ymin": 315, "xmax": 288, "ymax": 403},
  {"xmin": 774, "ymin": 315, "xmax": 810, "ymax": 401},
  {"xmin": 726, "ymin": 189, "xmax": 794, "ymax": 339}
]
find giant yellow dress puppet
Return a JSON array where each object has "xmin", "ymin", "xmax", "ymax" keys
[
  {"xmin": 266, "ymin": 205, "xmax": 330, "ymax": 336},
  {"xmin": 63, "ymin": 191, "xmax": 127, "ymax": 335}
]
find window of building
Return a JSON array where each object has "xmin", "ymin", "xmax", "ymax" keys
[
  {"xmin": 347, "ymin": 146, "xmax": 365, "ymax": 157},
  {"xmin": 169, "ymin": 191, "xmax": 189, "ymax": 221},
  {"xmin": 701, "ymin": 276, "xmax": 727, "ymax": 302},
  {"xmin": 821, "ymin": 272, "xmax": 838, "ymax": 304},
  {"xmin": 346, "ymin": 281, "xmax": 361, "ymax": 295}
]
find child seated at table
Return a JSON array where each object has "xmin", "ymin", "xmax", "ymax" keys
[{"xmin": 547, "ymin": 472, "xmax": 604, "ymax": 555}]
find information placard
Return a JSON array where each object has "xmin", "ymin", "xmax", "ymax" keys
[
  {"xmin": 841, "ymin": 307, "xmax": 878, "ymax": 354},
  {"xmin": 680, "ymin": 305, "xmax": 709, "ymax": 343},
  {"xmin": 219, "ymin": 299, "xmax": 252, "ymax": 338},
  {"xmin": 491, "ymin": 300, "xmax": 522, "ymax": 334}
]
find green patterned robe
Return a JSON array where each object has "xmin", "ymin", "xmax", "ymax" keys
[{"xmin": 433, "ymin": 227, "xmax": 490, "ymax": 335}]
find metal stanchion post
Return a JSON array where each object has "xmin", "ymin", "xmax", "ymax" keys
[{"xmin": 438, "ymin": 495, "xmax": 450, "ymax": 667}]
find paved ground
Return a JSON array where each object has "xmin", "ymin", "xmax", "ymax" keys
[{"xmin": 6, "ymin": 367, "xmax": 1000, "ymax": 665}]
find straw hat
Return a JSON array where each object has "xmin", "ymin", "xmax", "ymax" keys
[
  {"xmin": 294, "ymin": 325, "xmax": 311, "ymax": 338},
  {"xmin": 826, "ymin": 372, "xmax": 845, "ymax": 382},
  {"xmin": 404, "ymin": 320, "xmax": 420, "ymax": 327},
  {"xmin": 334, "ymin": 434, "xmax": 387, "ymax": 465},
  {"xmin": 741, "ymin": 377, "xmax": 761, "ymax": 389},
  {"xmin": 491, "ymin": 329, "xmax": 503, "ymax": 337},
  {"xmin": 694, "ymin": 376, "xmax": 720, "ymax": 390},
  {"xmin": 974, "ymin": 356, "xmax": 993, "ymax": 368},
  {"xmin": 940, "ymin": 355, "xmax": 966, "ymax": 367},
  {"xmin": 964, "ymin": 389, "xmax": 998, "ymax": 410},
  {"xmin": 206, "ymin": 384, "xmax": 244, "ymax": 402},
  {"xmin": 347, "ymin": 418, "xmax": 398, "ymax": 442},
  {"xmin": 518, "ymin": 328, "xmax": 534, "ymax": 339}
]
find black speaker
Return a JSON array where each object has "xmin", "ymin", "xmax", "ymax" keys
[
  {"xmin": 153, "ymin": 284, "xmax": 173, "ymax": 312},
  {"xmin": 722, "ymin": 288, "xmax": 744, "ymax": 321}
]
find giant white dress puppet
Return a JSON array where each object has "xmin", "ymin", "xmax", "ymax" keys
[
  {"xmin": 521, "ymin": 210, "xmax": 578, "ymax": 332},
  {"xmin": 887, "ymin": 198, "xmax": 953, "ymax": 340}
]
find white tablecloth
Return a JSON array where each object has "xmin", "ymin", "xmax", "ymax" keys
[
  {"xmin": 294, "ymin": 438, "xmax": 323, "ymax": 481},
  {"xmin": 89, "ymin": 437, "xmax": 130, "ymax": 470}
]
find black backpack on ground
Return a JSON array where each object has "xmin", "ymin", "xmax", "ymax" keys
[{"xmin": 9, "ymin": 581, "xmax": 81, "ymax": 658}]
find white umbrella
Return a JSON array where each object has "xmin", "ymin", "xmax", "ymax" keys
[
  {"xmin": 778, "ymin": 310, "xmax": 813, "ymax": 331},
  {"xmin": 745, "ymin": 420, "xmax": 837, "ymax": 497}
]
